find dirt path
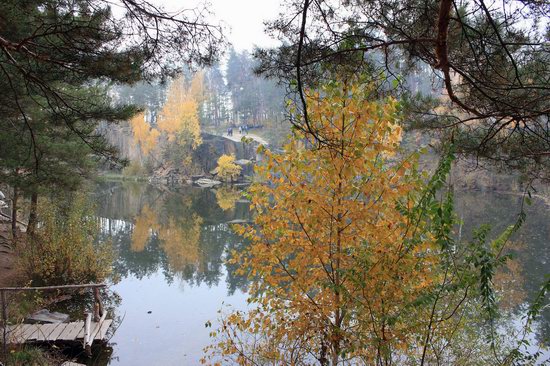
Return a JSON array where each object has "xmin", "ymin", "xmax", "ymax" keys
[{"xmin": 222, "ymin": 132, "xmax": 269, "ymax": 146}]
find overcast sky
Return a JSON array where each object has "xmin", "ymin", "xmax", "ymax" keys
[
  {"xmin": 160, "ymin": 0, "xmax": 285, "ymax": 51},
  {"xmin": 210, "ymin": 0, "xmax": 284, "ymax": 50}
]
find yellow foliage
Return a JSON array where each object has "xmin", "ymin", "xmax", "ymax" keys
[
  {"xmin": 20, "ymin": 194, "xmax": 113, "ymax": 286},
  {"xmin": 214, "ymin": 154, "xmax": 242, "ymax": 182},
  {"xmin": 143, "ymin": 127, "xmax": 160, "ymax": 156},
  {"xmin": 129, "ymin": 112, "xmax": 148, "ymax": 143},
  {"xmin": 129, "ymin": 73, "xmax": 205, "ymax": 172},
  {"xmin": 129, "ymin": 112, "xmax": 159, "ymax": 156},
  {"xmin": 204, "ymin": 78, "xmax": 455, "ymax": 365},
  {"xmin": 158, "ymin": 75, "xmax": 202, "ymax": 148},
  {"xmin": 131, "ymin": 200, "xmax": 203, "ymax": 273}
]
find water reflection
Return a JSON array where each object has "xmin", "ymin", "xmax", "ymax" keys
[
  {"xmin": 90, "ymin": 182, "xmax": 548, "ymax": 365},
  {"xmin": 95, "ymin": 182, "xmax": 250, "ymax": 291},
  {"xmin": 454, "ymin": 190, "xmax": 550, "ymax": 352},
  {"xmin": 92, "ymin": 182, "xmax": 250, "ymax": 365}
]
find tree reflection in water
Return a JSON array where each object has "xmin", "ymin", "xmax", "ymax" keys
[
  {"xmin": 95, "ymin": 181, "xmax": 250, "ymax": 292},
  {"xmin": 92, "ymin": 182, "xmax": 549, "ymax": 362}
]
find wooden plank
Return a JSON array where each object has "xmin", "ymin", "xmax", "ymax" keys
[
  {"xmin": 63, "ymin": 322, "xmax": 85, "ymax": 341},
  {"xmin": 3, "ymin": 318, "xmax": 112, "ymax": 344},
  {"xmin": 48, "ymin": 322, "xmax": 69, "ymax": 341},
  {"xmin": 76, "ymin": 325, "xmax": 86, "ymax": 339},
  {"xmin": 94, "ymin": 319, "xmax": 112, "ymax": 340},
  {"xmin": 41, "ymin": 323, "xmax": 66, "ymax": 341},
  {"xmin": 9, "ymin": 324, "xmax": 28, "ymax": 342},
  {"xmin": 6, "ymin": 325, "xmax": 28, "ymax": 343},
  {"xmin": 35, "ymin": 323, "xmax": 62, "ymax": 341},
  {"xmin": 19, "ymin": 324, "xmax": 41, "ymax": 341},
  {"xmin": 4, "ymin": 324, "xmax": 43, "ymax": 343},
  {"xmin": 32, "ymin": 324, "xmax": 48, "ymax": 341},
  {"xmin": 58, "ymin": 322, "xmax": 84, "ymax": 341},
  {"xmin": 58, "ymin": 323, "xmax": 79, "ymax": 341}
]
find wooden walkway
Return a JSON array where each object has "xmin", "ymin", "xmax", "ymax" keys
[
  {"xmin": 3, "ymin": 317, "xmax": 112, "ymax": 344},
  {"xmin": 1, "ymin": 283, "xmax": 111, "ymax": 356}
]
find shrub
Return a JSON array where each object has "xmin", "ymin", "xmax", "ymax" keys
[
  {"xmin": 122, "ymin": 161, "xmax": 146, "ymax": 178},
  {"xmin": 20, "ymin": 194, "xmax": 113, "ymax": 286},
  {"xmin": 214, "ymin": 154, "xmax": 242, "ymax": 182}
]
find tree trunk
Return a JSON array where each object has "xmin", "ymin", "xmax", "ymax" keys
[
  {"xmin": 27, "ymin": 192, "xmax": 38, "ymax": 237},
  {"xmin": 11, "ymin": 187, "xmax": 18, "ymax": 239}
]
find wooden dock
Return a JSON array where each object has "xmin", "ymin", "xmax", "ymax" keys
[
  {"xmin": 1, "ymin": 283, "xmax": 112, "ymax": 356},
  {"xmin": 3, "ymin": 317, "xmax": 112, "ymax": 344}
]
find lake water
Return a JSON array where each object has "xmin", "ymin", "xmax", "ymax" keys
[{"xmin": 89, "ymin": 181, "xmax": 549, "ymax": 365}]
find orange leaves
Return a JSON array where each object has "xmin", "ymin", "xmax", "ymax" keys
[{"xmin": 205, "ymin": 77, "xmax": 451, "ymax": 365}]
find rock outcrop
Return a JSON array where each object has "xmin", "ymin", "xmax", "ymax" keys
[
  {"xmin": 194, "ymin": 178, "xmax": 222, "ymax": 188},
  {"xmin": 151, "ymin": 133, "xmax": 259, "ymax": 185}
]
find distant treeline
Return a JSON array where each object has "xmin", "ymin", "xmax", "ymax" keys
[{"xmin": 114, "ymin": 48, "xmax": 287, "ymax": 130}]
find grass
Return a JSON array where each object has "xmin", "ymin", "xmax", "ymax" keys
[{"xmin": 4, "ymin": 346, "xmax": 58, "ymax": 366}]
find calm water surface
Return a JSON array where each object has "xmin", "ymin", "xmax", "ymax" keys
[
  {"xmin": 89, "ymin": 181, "xmax": 549, "ymax": 365},
  {"xmin": 92, "ymin": 182, "xmax": 249, "ymax": 365}
]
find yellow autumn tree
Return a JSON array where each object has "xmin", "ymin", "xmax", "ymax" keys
[
  {"xmin": 129, "ymin": 112, "xmax": 159, "ymax": 157},
  {"xmin": 143, "ymin": 128, "xmax": 160, "ymax": 156},
  {"xmin": 203, "ymin": 78, "xmax": 496, "ymax": 365},
  {"xmin": 214, "ymin": 154, "xmax": 242, "ymax": 182},
  {"xmin": 158, "ymin": 75, "xmax": 202, "ymax": 148},
  {"xmin": 129, "ymin": 112, "xmax": 148, "ymax": 146}
]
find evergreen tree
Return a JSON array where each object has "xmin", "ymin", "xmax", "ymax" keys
[
  {"xmin": 203, "ymin": 65, "xmax": 229, "ymax": 127},
  {"xmin": 0, "ymin": 0, "xmax": 224, "ymax": 226},
  {"xmin": 226, "ymin": 48, "xmax": 286, "ymax": 128},
  {"xmin": 256, "ymin": 0, "xmax": 550, "ymax": 178}
]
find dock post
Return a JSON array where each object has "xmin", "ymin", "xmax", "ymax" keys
[
  {"xmin": 92, "ymin": 287, "xmax": 104, "ymax": 322},
  {"xmin": 84, "ymin": 312, "xmax": 92, "ymax": 357}
]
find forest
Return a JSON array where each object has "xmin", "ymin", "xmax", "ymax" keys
[{"xmin": 0, "ymin": 0, "xmax": 549, "ymax": 365}]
